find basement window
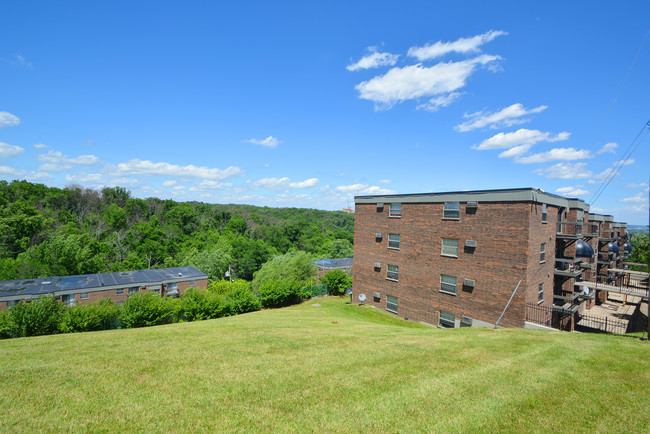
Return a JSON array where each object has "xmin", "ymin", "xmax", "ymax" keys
[
  {"xmin": 443, "ymin": 202, "xmax": 460, "ymax": 219},
  {"xmin": 386, "ymin": 295, "xmax": 398, "ymax": 314},
  {"xmin": 439, "ymin": 311, "xmax": 455, "ymax": 328}
]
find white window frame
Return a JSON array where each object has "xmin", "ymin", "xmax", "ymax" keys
[
  {"xmin": 80, "ymin": 292, "xmax": 89, "ymax": 300},
  {"xmin": 441, "ymin": 238, "xmax": 459, "ymax": 257},
  {"xmin": 386, "ymin": 264, "xmax": 399, "ymax": 281},
  {"xmin": 542, "ymin": 204, "xmax": 547, "ymax": 223},
  {"xmin": 440, "ymin": 275, "xmax": 457, "ymax": 295},
  {"xmin": 443, "ymin": 202, "xmax": 460, "ymax": 219},
  {"xmin": 61, "ymin": 294, "xmax": 76, "ymax": 306},
  {"xmin": 168, "ymin": 282, "xmax": 178, "ymax": 291},
  {"xmin": 389, "ymin": 203, "xmax": 402, "ymax": 218},
  {"xmin": 388, "ymin": 233, "xmax": 400, "ymax": 250},
  {"xmin": 386, "ymin": 295, "xmax": 398, "ymax": 313},
  {"xmin": 439, "ymin": 311, "xmax": 455, "ymax": 328},
  {"xmin": 540, "ymin": 243, "xmax": 546, "ymax": 263},
  {"xmin": 538, "ymin": 283, "xmax": 544, "ymax": 304}
]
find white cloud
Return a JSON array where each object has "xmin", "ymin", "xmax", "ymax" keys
[
  {"xmin": 588, "ymin": 168, "xmax": 615, "ymax": 184},
  {"xmin": 620, "ymin": 192, "xmax": 645, "ymax": 203},
  {"xmin": 612, "ymin": 159, "xmax": 635, "ymax": 166},
  {"xmin": 347, "ymin": 47, "xmax": 399, "ymax": 71},
  {"xmin": 65, "ymin": 173, "xmax": 103, "ymax": 183},
  {"xmin": 355, "ymin": 54, "xmax": 501, "ymax": 110},
  {"xmin": 116, "ymin": 159, "xmax": 243, "ymax": 180},
  {"xmin": 0, "ymin": 165, "xmax": 22, "ymax": 175},
  {"xmin": 33, "ymin": 143, "xmax": 48, "ymax": 150},
  {"xmin": 407, "ymin": 30, "xmax": 507, "ymax": 61},
  {"xmin": 534, "ymin": 162, "xmax": 593, "ymax": 179},
  {"xmin": 252, "ymin": 177, "xmax": 319, "ymax": 189},
  {"xmin": 514, "ymin": 147, "xmax": 592, "ymax": 164},
  {"xmin": 555, "ymin": 186, "xmax": 589, "ymax": 196},
  {"xmin": 190, "ymin": 180, "xmax": 233, "ymax": 191},
  {"xmin": 244, "ymin": 136, "xmax": 281, "ymax": 148},
  {"xmin": 455, "ymin": 103, "xmax": 547, "ymax": 132},
  {"xmin": 161, "ymin": 180, "xmax": 177, "ymax": 187},
  {"xmin": 625, "ymin": 182, "xmax": 649, "ymax": 188},
  {"xmin": 0, "ymin": 54, "xmax": 32, "ymax": 68},
  {"xmin": 596, "ymin": 142, "xmax": 618, "ymax": 154},
  {"xmin": 473, "ymin": 129, "xmax": 570, "ymax": 150},
  {"xmin": 0, "ymin": 142, "xmax": 25, "ymax": 158},
  {"xmin": 0, "ymin": 111, "xmax": 21, "ymax": 128},
  {"xmin": 498, "ymin": 144, "xmax": 532, "ymax": 159},
  {"xmin": 37, "ymin": 150, "xmax": 99, "ymax": 171},
  {"xmin": 416, "ymin": 92, "xmax": 462, "ymax": 112},
  {"xmin": 335, "ymin": 183, "xmax": 395, "ymax": 195},
  {"xmin": 378, "ymin": 179, "xmax": 392, "ymax": 184}
]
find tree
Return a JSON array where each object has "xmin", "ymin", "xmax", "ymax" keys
[
  {"xmin": 628, "ymin": 232, "xmax": 649, "ymax": 271},
  {"xmin": 320, "ymin": 269, "xmax": 352, "ymax": 296},
  {"xmin": 252, "ymin": 251, "xmax": 316, "ymax": 291}
]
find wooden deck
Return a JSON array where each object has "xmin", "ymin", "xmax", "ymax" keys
[{"xmin": 575, "ymin": 281, "xmax": 648, "ymax": 299}]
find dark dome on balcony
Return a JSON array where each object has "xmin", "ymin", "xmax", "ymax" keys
[
  {"xmin": 623, "ymin": 242, "xmax": 633, "ymax": 252},
  {"xmin": 607, "ymin": 242, "xmax": 621, "ymax": 254},
  {"xmin": 575, "ymin": 240, "xmax": 595, "ymax": 258}
]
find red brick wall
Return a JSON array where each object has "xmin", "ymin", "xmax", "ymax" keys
[
  {"xmin": 526, "ymin": 202, "xmax": 557, "ymax": 308},
  {"xmin": 177, "ymin": 278, "xmax": 207, "ymax": 294},
  {"xmin": 353, "ymin": 201, "xmax": 532, "ymax": 328}
]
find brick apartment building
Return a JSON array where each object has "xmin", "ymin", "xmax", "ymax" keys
[
  {"xmin": 352, "ymin": 188, "xmax": 636, "ymax": 330},
  {"xmin": 0, "ymin": 266, "xmax": 208, "ymax": 310}
]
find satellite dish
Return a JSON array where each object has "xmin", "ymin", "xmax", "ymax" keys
[
  {"xmin": 358, "ymin": 293, "xmax": 366, "ymax": 301},
  {"xmin": 345, "ymin": 288, "xmax": 352, "ymax": 295}
]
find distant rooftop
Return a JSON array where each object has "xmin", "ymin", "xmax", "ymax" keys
[
  {"xmin": 0, "ymin": 266, "xmax": 207, "ymax": 300},
  {"xmin": 314, "ymin": 257, "xmax": 353, "ymax": 269}
]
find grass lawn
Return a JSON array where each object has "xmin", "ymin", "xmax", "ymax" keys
[{"xmin": 1, "ymin": 297, "xmax": 648, "ymax": 432}]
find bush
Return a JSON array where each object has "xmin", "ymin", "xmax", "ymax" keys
[
  {"xmin": 224, "ymin": 282, "xmax": 261, "ymax": 314},
  {"xmin": 120, "ymin": 291, "xmax": 174, "ymax": 328},
  {"xmin": 259, "ymin": 279, "xmax": 303, "ymax": 308},
  {"xmin": 252, "ymin": 251, "xmax": 316, "ymax": 292},
  {"xmin": 320, "ymin": 269, "xmax": 352, "ymax": 296},
  {"xmin": 180, "ymin": 288, "xmax": 210, "ymax": 322},
  {"xmin": 0, "ymin": 308, "xmax": 16, "ymax": 339},
  {"xmin": 10, "ymin": 296, "xmax": 64, "ymax": 337},
  {"xmin": 59, "ymin": 299, "xmax": 121, "ymax": 333}
]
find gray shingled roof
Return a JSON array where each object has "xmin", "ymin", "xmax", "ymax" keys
[{"xmin": 0, "ymin": 266, "xmax": 207, "ymax": 300}]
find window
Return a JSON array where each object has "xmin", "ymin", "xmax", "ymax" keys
[
  {"xmin": 439, "ymin": 311, "xmax": 455, "ymax": 328},
  {"xmin": 540, "ymin": 243, "xmax": 546, "ymax": 262},
  {"xmin": 542, "ymin": 204, "xmax": 547, "ymax": 223},
  {"xmin": 440, "ymin": 275, "xmax": 457, "ymax": 295},
  {"xmin": 386, "ymin": 295, "xmax": 398, "ymax": 313},
  {"xmin": 168, "ymin": 282, "xmax": 178, "ymax": 291},
  {"xmin": 62, "ymin": 294, "xmax": 75, "ymax": 306},
  {"xmin": 80, "ymin": 292, "xmax": 89, "ymax": 300},
  {"xmin": 116, "ymin": 289, "xmax": 124, "ymax": 295},
  {"xmin": 389, "ymin": 203, "xmax": 402, "ymax": 217},
  {"xmin": 441, "ymin": 238, "xmax": 458, "ymax": 257},
  {"xmin": 538, "ymin": 283, "xmax": 544, "ymax": 304},
  {"xmin": 443, "ymin": 202, "xmax": 460, "ymax": 219},
  {"xmin": 387, "ymin": 264, "xmax": 399, "ymax": 281},
  {"xmin": 7, "ymin": 300, "xmax": 19, "ymax": 308},
  {"xmin": 129, "ymin": 286, "xmax": 139, "ymax": 294},
  {"xmin": 388, "ymin": 233, "xmax": 400, "ymax": 249},
  {"xmin": 190, "ymin": 280, "xmax": 196, "ymax": 287}
]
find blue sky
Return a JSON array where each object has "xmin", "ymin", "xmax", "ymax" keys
[{"xmin": 1, "ymin": 1, "xmax": 649, "ymax": 224}]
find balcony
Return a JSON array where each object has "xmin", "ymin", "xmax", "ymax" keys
[
  {"xmin": 554, "ymin": 259, "xmax": 583, "ymax": 278},
  {"xmin": 582, "ymin": 223, "xmax": 598, "ymax": 237},
  {"xmin": 599, "ymin": 230, "xmax": 615, "ymax": 241},
  {"xmin": 557, "ymin": 221, "xmax": 583, "ymax": 239}
]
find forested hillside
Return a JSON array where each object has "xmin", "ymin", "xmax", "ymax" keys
[{"xmin": 0, "ymin": 180, "xmax": 354, "ymax": 282}]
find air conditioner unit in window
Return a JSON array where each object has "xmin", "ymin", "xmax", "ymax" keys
[
  {"xmin": 463, "ymin": 278, "xmax": 475, "ymax": 288},
  {"xmin": 376, "ymin": 233, "xmax": 383, "ymax": 239},
  {"xmin": 461, "ymin": 315, "xmax": 473, "ymax": 325},
  {"xmin": 377, "ymin": 202, "xmax": 384, "ymax": 210},
  {"xmin": 467, "ymin": 201, "xmax": 478, "ymax": 208},
  {"xmin": 374, "ymin": 292, "xmax": 381, "ymax": 300},
  {"xmin": 465, "ymin": 239, "xmax": 477, "ymax": 248},
  {"xmin": 374, "ymin": 262, "xmax": 381, "ymax": 269}
]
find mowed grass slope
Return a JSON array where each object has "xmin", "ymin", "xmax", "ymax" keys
[{"xmin": 1, "ymin": 298, "xmax": 648, "ymax": 432}]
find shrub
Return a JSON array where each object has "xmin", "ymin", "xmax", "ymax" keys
[
  {"xmin": 120, "ymin": 291, "xmax": 174, "ymax": 328},
  {"xmin": 180, "ymin": 288, "xmax": 210, "ymax": 322},
  {"xmin": 59, "ymin": 299, "xmax": 121, "ymax": 333},
  {"xmin": 252, "ymin": 251, "xmax": 316, "ymax": 292},
  {"xmin": 222, "ymin": 281, "xmax": 261, "ymax": 314},
  {"xmin": 10, "ymin": 296, "xmax": 65, "ymax": 337},
  {"xmin": 259, "ymin": 279, "xmax": 302, "ymax": 308},
  {"xmin": 320, "ymin": 269, "xmax": 352, "ymax": 296},
  {"xmin": 0, "ymin": 308, "xmax": 16, "ymax": 339}
]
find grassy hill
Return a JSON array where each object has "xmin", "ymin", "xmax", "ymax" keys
[{"xmin": 1, "ymin": 297, "xmax": 648, "ymax": 432}]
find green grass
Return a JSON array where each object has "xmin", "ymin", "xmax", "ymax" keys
[{"xmin": 1, "ymin": 297, "xmax": 649, "ymax": 432}]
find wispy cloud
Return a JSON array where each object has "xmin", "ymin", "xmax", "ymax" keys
[
  {"xmin": 33, "ymin": 143, "xmax": 48, "ymax": 150},
  {"xmin": 116, "ymin": 159, "xmax": 243, "ymax": 180},
  {"xmin": 620, "ymin": 192, "xmax": 646, "ymax": 203},
  {"xmin": 0, "ymin": 111, "xmax": 21, "ymax": 128},
  {"xmin": 555, "ymin": 186, "xmax": 589, "ymax": 196},
  {"xmin": 347, "ymin": 46, "xmax": 399, "ymax": 71},
  {"xmin": 625, "ymin": 182, "xmax": 648, "ymax": 189},
  {"xmin": 37, "ymin": 150, "xmax": 100, "ymax": 171},
  {"xmin": 455, "ymin": 103, "xmax": 547, "ymax": 132},
  {"xmin": 596, "ymin": 142, "xmax": 618, "ymax": 154},
  {"xmin": 0, "ymin": 54, "xmax": 32, "ymax": 68},
  {"xmin": 251, "ymin": 177, "xmax": 319, "ymax": 189},
  {"xmin": 335, "ymin": 183, "xmax": 395, "ymax": 195},
  {"xmin": 534, "ymin": 162, "xmax": 593, "ymax": 179},
  {"xmin": 244, "ymin": 136, "xmax": 281, "ymax": 148},
  {"xmin": 473, "ymin": 128, "xmax": 570, "ymax": 150},
  {"xmin": 512, "ymin": 147, "xmax": 592, "ymax": 164},
  {"xmin": 0, "ymin": 142, "xmax": 25, "ymax": 158},
  {"xmin": 416, "ymin": 92, "xmax": 462, "ymax": 112},
  {"xmin": 355, "ymin": 54, "xmax": 501, "ymax": 110},
  {"xmin": 407, "ymin": 30, "xmax": 507, "ymax": 61}
]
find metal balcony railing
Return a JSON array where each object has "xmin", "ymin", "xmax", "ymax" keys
[{"xmin": 557, "ymin": 221, "xmax": 582, "ymax": 237}]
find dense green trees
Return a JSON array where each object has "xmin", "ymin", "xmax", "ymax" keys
[
  {"xmin": 628, "ymin": 231, "xmax": 649, "ymax": 271},
  {"xmin": 0, "ymin": 180, "xmax": 354, "ymax": 282}
]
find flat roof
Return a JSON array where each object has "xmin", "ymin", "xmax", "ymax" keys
[
  {"xmin": 0, "ymin": 266, "xmax": 208, "ymax": 300},
  {"xmin": 355, "ymin": 187, "xmax": 589, "ymax": 210},
  {"xmin": 314, "ymin": 257, "xmax": 353, "ymax": 269}
]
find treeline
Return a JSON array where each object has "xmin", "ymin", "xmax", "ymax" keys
[{"xmin": 0, "ymin": 180, "xmax": 355, "ymax": 281}]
